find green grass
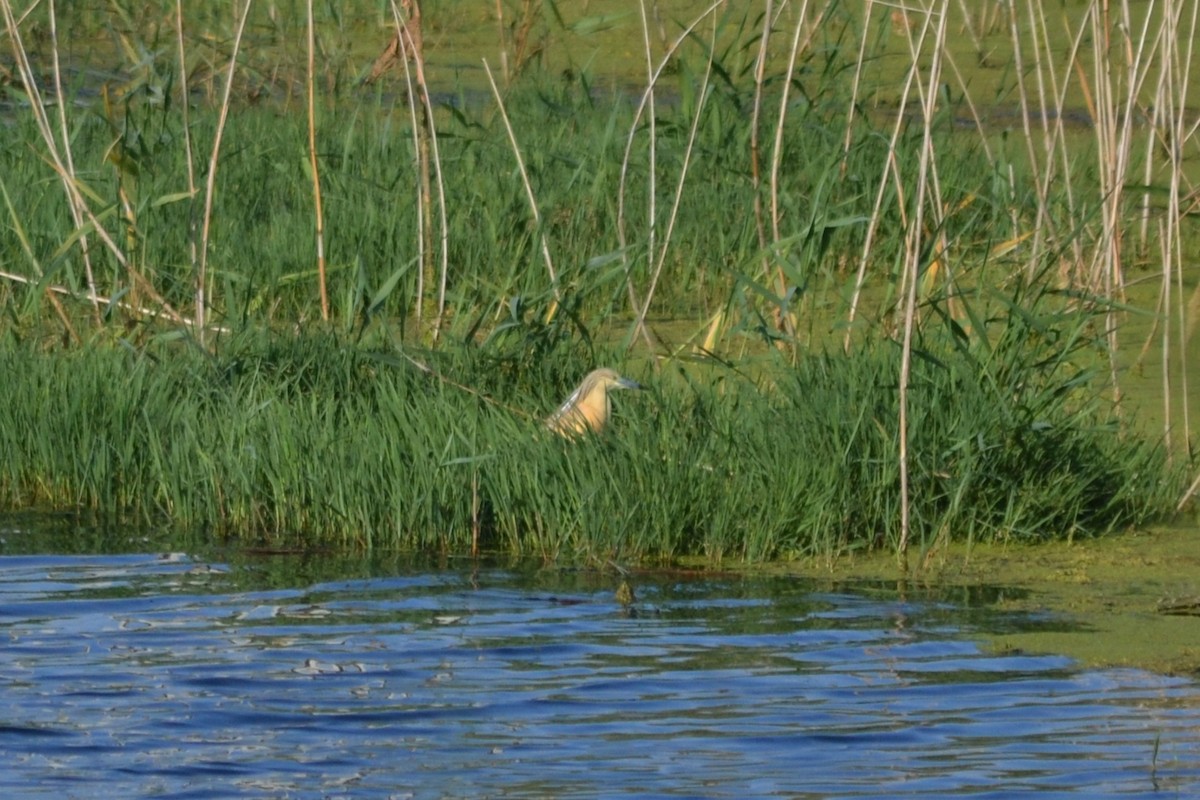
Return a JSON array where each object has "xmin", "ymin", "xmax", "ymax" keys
[
  {"xmin": 0, "ymin": 74, "xmax": 1025, "ymax": 337},
  {"xmin": 0, "ymin": 0, "xmax": 1194, "ymax": 559},
  {"xmin": 2, "ymin": 1, "xmax": 1189, "ymax": 348},
  {"xmin": 0, "ymin": 280, "xmax": 1180, "ymax": 561}
]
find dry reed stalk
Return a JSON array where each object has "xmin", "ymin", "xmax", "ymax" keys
[
  {"xmin": 198, "ymin": 0, "xmax": 252, "ymax": 336},
  {"xmin": 386, "ymin": 9, "xmax": 429, "ymax": 330},
  {"xmin": 1057, "ymin": 1, "xmax": 1197, "ymax": 467},
  {"xmin": 1161, "ymin": 0, "xmax": 1197, "ymax": 463},
  {"xmin": 1006, "ymin": 0, "xmax": 1051, "ymax": 280},
  {"xmin": 425, "ymin": 115, "xmax": 450, "ymax": 327},
  {"xmin": 1027, "ymin": 1, "xmax": 1087, "ymax": 274},
  {"xmin": 1172, "ymin": 0, "xmax": 1198, "ymax": 465},
  {"xmin": 175, "ymin": 0, "xmax": 201, "ymax": 339},
  {"xmin": 494, "ymin": 0, "xmax": 509, "ymax": 84},
  {"xmin": 770, "ymin": 0, "xmax": 824, "ymax": 245},
  {"xmin": 748, "ymin": 0, "xmax": 800, "ymax": 343},
  {"xmin": 44, "ymin": 0, "xmax": 100, "ymax": 324},
  {"xmin": 482, "ymin": 59, "xmax": 560, "ymax": 317},
  {"xmin": 1159, "ymin": 224, "xmax": 1174, "ymax": 459},
  {"xmin": 306, "ymin": 0, "xmax": 329, "ymax": 322},
  {"xmin": 0, "ymin": 180, "xmax": 78, "ymax": 342},
  {"xmin": 1086, "ymin": 0, "xmax": 1140, "ymax": 296},
  {"xmin": 402, "ymin": 0, "xmax": 435, "ymax": 333},
  {"xmin": 631, "ymin": 18, "xmax": 717, "ymax": 348},
  {"xmin": 510, "ymin": 0, "xmax": 542, "ymax": 77},
  {"xmin": 400, "ymin": 0, "xmax": 449, "ymax": 338},
  {"xmin": 896, "ymin": 1, "xmax": 948, "ymax": 564},
  {"xmin": 896, "ymin": 2, "xmax": 948, "ymax": 250},
  {"xmin": 749, "ymin": 0, "xmax": 771, "ymax": 261},
  {"xmin": 1137, "ymin": 73, "xmax": 1164, "ymax": 254},
  {"xmin": 844, "ymin": 10, "xmax": 921, "ymax": 352},
  {"xmin": 1180, "ymin": 471, "xmax": 1200, "ymax": 513},
  {"xmin": 1089, "ymin": 1, "xmax": 1161, "ymax": 415},
  {"xmin": 1005, "ymin": 0, "xmax": 1099, "ymax": 283},
  {"xmin": 2, "ymin": 0, "xmax": 187, "ymax": 328},
  {"xmin": 429, "ymin": 113, "xmax": 450, "ymax": 338},
  {"xmin": 632, "ymin": 0, "xmax": 659, "ymax": 349},
  {"xmin": 0, "ymin": 0, "xmax": 76, "ymax": 340},
  {"xmin": 0, "ymin": 266, "xmax": 227, "ymax": 334},
  {"xmin": 839, "ymin": 0, "xmax": 879, "ymax": 176},
  {"xmin": 617, "ymin": 0, "xmax": 727, "ymax": 351},
  {"xmin": 764, "ymin": 0, "xmax": 830, "ymax": 348},
  {"xmin": 377, "ymin": 0, "xmax": 448, "ymax": 338},
  {"xmin": 952, "ymin": 0, "xmax": 985, "ymax": 60}
]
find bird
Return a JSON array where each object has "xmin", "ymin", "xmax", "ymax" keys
[{"xmin": 545, "ymin": 368, "xmax": 642, "ymax": 437}]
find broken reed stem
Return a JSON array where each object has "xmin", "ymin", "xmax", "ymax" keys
[{"xmin": 0, "ymin": 267, "xmax": 227, "ymax": 334}]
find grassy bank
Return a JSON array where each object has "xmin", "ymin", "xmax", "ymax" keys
[
  {"xmin": 0, "ymin": 0, "xmax": 1196, "ymax": 558},
  {"xmin": 0, "ymin": 282, "xmax": 1180, "ymax": 559}
]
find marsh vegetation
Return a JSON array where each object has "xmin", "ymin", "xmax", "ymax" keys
[{"xmin": 0, "ymin": 0, "xmax": 1195, "ymax": 562}]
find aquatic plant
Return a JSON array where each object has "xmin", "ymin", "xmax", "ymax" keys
[
  {"xmin": 0, "ymin": 0, "xmax": 1194, "ymax": 557},
  {"xmin": 0, "ymin": 277, "xmax": 1179, "ymax": 560}
]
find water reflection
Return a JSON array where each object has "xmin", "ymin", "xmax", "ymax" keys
[{"xmin": 0, "ymin": 526, "xmax": 1197, "ymax": 798}]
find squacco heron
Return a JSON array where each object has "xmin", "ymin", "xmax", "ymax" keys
[{"xmin": 545, "ymin": 368, "xmax": 642, "ymax": 437}]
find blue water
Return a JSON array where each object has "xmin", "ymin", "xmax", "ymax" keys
[{"xmin": 0, "ymin": 539, "xmax": 1197, "ymax": 798}]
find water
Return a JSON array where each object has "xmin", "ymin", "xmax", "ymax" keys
[{"xmin": 1, "ymin": 526, "xmax": 1198, "ymax": 798}]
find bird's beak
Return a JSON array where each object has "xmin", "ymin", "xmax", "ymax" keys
[{"xmin": 617, "ymin": 376, "xmax": 643, "ymax": 391}]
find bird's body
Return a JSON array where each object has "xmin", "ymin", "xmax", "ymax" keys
[{"xmin": 545, "ymin": 368, "xmax": 641, "ymax": 437}]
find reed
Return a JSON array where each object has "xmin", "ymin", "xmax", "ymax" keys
[
  {"xmin": 305, "ymin": 0, "xmax": 329, "ymax": 322},
  {"xmin": 0, "ymin": 0, "xmax": 1195, "ymax": 557},
  {"xmin": 0, "ymin": 278, "xmax": 1181, "ymax": 559}
]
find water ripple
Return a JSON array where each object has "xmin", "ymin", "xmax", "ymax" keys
[{"xmin": 0, "ymin": 552, "xmax": 1197, "ymax": 798}]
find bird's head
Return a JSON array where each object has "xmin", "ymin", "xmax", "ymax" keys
[{"xmin": 545, "ymin": 367, "xmax": 642, "ymax": 437}]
